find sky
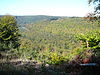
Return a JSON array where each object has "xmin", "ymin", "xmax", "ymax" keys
[{"xmin": 0, "ymin": 0, "xmax": 93, "ymax": 17}]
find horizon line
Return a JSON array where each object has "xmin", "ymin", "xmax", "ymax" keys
[{"xmin": 0, "ymin": 14, "xmax": 84, "ymax": 17}]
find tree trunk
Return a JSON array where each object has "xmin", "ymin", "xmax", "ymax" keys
[{"xmin": 86, "ymin": 40, "xmax": 89, "ymax": 48}]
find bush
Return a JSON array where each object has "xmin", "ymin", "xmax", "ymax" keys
[
  {"xmin": 76, "ymin": 31, "xmax": 100, "ymax": 48},
  {"xmin": 0, "ymin": 15, "xmax": 20, "ymax": 51},
  {"xmin": 46, "ymin": 52, "xmax": 66, "ymax": 65}
]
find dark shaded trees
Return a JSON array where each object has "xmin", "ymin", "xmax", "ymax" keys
[
  {"xmin": 88, "ymin": 0, "xmax": 100, "ymax": 23},
  {"xmin": 88, "ymin": 0, "xmax": 100, "ymax": 13}
]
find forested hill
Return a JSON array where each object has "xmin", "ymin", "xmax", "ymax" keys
[
  {"xmin": 15, "ymin": 15, "xmax": 62, "ymax": 26},
  {"xmin": 0, "ymin": 15, "xmax": 79, "ymax": 27}
]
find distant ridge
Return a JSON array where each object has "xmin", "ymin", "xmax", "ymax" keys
[
  {"xmin": 0, "ymin": 15, "xmax": 80, "ymax": 27},
  {"xmin": 15, "ymin": 15, "xmax": 62, "ymax": 26}
]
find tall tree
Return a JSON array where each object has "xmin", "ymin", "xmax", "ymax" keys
[{"xmin": 0, "ymin": 15, "xmax": 20, "ymax": 51}]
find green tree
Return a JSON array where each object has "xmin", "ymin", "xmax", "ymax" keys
[
  {"xmin": 0, "ymin": 15, "xmax": 20, "ymax": 51},
  {"xmin": 76, "ymin": 31, "xmax": 100, "ymax": 48}
]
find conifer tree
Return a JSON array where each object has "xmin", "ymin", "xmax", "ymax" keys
[{"xmin": 0, "ymin": 15, "xmax": 20, "ymax": 50}]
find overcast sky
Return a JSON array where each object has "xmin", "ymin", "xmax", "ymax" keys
[{"xmin": 0, "ymin": 0, "xmax": 93, "ymax": 16}]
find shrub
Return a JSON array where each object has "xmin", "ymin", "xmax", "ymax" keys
[
  {"xmin": 76, "ymin": 31, "xmax": 100, "ymax": 48},
  {"xmin": 0, "ymin": 15, "xmax": 20, "ymax": 51},
  {"xmin": 46, "ymin": 52, "xmax": 66, "ymax": 65}
]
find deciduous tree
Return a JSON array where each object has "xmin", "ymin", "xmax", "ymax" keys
[{"xmin": 88, "ymin": 0, "xmax": 100, "ymax": 13}]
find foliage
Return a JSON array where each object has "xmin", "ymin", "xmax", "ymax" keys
[
  {"xmin": 47, "ymin": 52, "xmax": 67, "ymax": 65},
  {"xmin": 17, "ymin": 17, "xmax": 99, "ymax": 63},
  {"xmin": 16, "ymin": 38, "xmax": 36, "ymax": 60},
  {"xmin": 37, "ymin": 51, "xmax": 67, "ymax": 65},
  {"xmin": 0, "ymin": 16, "xmax": 100, "ymax": 75},
  {"xmin": 76, "ymin": 31, "xmax": 100, "ymax": 48},
  {"xmin": 1, "ymin": 17, "xmax": 99, "ymax": 65},
  {"xmin": 76, "ymin": 30, "xmax": 100, "ymax": 64},
  {"xmin": 0, "ymin": 15, "xmax": 20, "ymax": 51},
  {"xmin": 88, "ymin": 0, "xmax": 100, "ymax": 12},
  {"xmin": 88, "ymin": 0, "xmax": 100, "ymax": 25}
]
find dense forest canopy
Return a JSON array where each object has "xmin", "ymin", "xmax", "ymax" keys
[{"xmin": 0, "ymin": 1, "xmax": 100, "ymax": 75}]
